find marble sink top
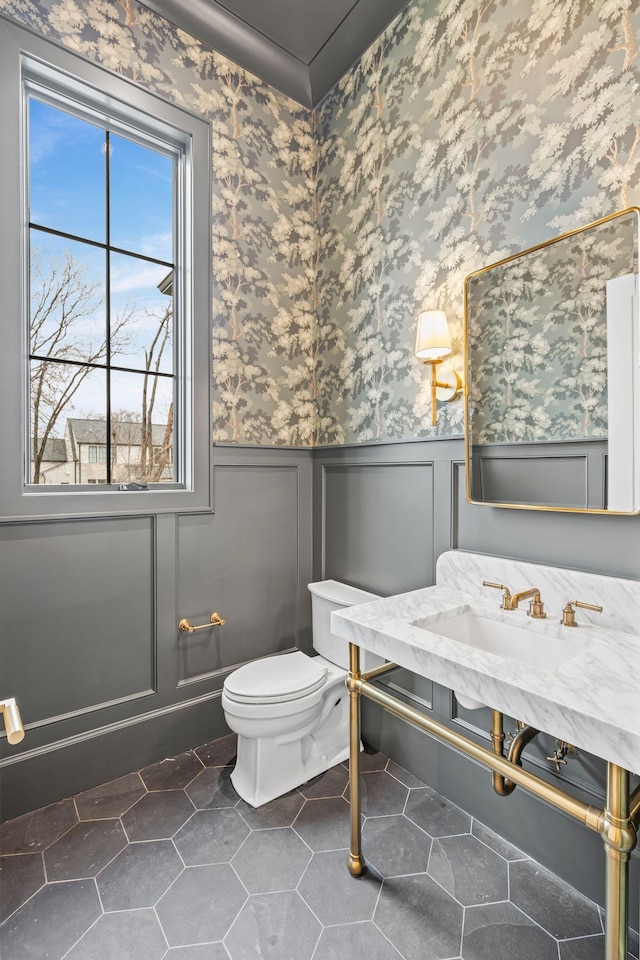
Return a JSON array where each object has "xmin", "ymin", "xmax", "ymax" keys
[{"xmin": 332, "ymin": 580, "xmax": 640, "ymax": 774}]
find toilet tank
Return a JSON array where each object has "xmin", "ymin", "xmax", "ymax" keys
[{"xmin": 308, "ymin": 580, "xmax": 385, "ymax": 672}]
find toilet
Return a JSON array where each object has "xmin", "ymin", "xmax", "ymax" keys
[{"xmin": 221, "ymin": 579, "xmax": 384, "ymax": 807}]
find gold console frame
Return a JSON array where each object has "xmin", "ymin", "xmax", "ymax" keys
[{"xmin": 346, "ymin": 645, "xmax": 639, "ymax": 960}]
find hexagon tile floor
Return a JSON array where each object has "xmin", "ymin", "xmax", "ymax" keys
[{"xmin": 1, "ymin": 737, "xmax": 638, "ymax": 960}]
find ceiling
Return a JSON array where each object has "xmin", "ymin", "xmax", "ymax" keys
[{"xmin": 139, "ymin": 0, "xmax": 410, "ymax": 108}]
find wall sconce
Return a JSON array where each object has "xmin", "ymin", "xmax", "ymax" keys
[
  {"xmin": 0, "ymin": 698, "xmax": 25, "ymax": 744},
  {"xmin": 415, "ymin": 310, "xmax": 462, "ymax": 426}
]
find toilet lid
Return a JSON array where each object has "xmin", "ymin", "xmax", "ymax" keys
[{"xmin": 224, "ymin": 651, "xmax": 328, "ymax": 704}]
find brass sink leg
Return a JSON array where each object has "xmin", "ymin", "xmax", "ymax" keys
[
  {"xmin": 347, "ymin": 643, "xmax": 365, "ymax": 877},
  {"xmin": 602, "ymin": 764, "xmax": 636, "ymax": 960}
]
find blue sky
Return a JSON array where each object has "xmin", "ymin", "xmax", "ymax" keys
[{"xmin": 29, "ymin": 96, "xmax": 175, "ymax": 426}]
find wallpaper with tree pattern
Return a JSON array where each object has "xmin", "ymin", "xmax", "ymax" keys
[
  {"xmin": 0, "ymin": 0, "xmax": 327, "ymax": 446},
  {"xmin": 468, "ymin": 214, "xmax": 638, "ymax": 443},
  {"xmin": 1, "ymin": 0, "xmax": 639, "ymax": 447},
  {"xmin": 316, "ymin": 0, "xmax": 640, "ymax": 444}
]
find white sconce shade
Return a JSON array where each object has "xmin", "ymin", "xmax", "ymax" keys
[{"xmin": 415, "ymin": 310, "xmax": 452, "ymax": 361}]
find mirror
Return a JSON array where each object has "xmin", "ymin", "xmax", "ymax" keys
[{"xmin": 465, "ymin": 208, "xmax": 640, "ymax": 513}]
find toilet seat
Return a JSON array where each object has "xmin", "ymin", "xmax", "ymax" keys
[{"xmin": 223, "ymin": 651, "xmax": 328, "ymax": 705}]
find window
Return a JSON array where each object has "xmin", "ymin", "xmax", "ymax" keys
[
  {"xmin": 88, "ymin": 446, "xmax": 107, "ymax": 464},
  {"xmin": 27, "ymin": 78, "xmax": 178, "ymax": 488},
  {"xmin": 0, "ymin": 22, "xmax": 212, "ymax": 520}
]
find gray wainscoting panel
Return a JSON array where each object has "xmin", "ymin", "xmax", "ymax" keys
[
  {"xmin": 177, "ymin": 455, "xmax": 305, "ymax": 682},
  {"xmin": 321, "ymin": 459, "xmax": 434, "ymax": 595},
  {"xmin": 0, "ymin": 516, "xmax": 155, "ymax": 725},
  {"xmin": 478, "ymin": 453, "xmax": 587, "ymax": 506},
  {"xmin": 0, "ymin": 446, "xmax": 313, "ymax": 820},
  {"xmin": 470, "ymin": 439, "xmax": 606, "ymax": 509}
]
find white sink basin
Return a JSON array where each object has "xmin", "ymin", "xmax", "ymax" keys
[
  {"xmin": 420, "ymin": 613, "xmax": 598, "ymax": 669},
  {"xmin": 413, "ymin": 611, "xmax": 600, "ymax": 710}
]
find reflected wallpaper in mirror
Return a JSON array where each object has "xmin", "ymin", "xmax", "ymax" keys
[{"xmin": 465, "ymin": 208, "xmax": 640, "ymax": 513}]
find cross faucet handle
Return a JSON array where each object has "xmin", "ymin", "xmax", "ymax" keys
[
  {"xmin": 482, "ymin": 581, "xmax": 512, "ymax": 610},
  {"xmin": 546, "ymin": 748, "xmax": 568, "ymax": 773}
]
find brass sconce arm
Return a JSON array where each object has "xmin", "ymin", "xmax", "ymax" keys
[{"xmin": 425, "ymin": 359, "xmax": 462, "ymax": 427}]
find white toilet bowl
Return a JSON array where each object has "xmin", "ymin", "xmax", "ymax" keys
[{"xmin": 221, "ymin": 580, "xmax": 383, "ymax": 807}]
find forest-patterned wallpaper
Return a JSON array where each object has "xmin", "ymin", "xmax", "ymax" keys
[
  {"xmin": 0, "ymin": 0, "xmax": 325, "ymax": 446},
  {"xmin": 1, "ymin": 0, "xmax": 639, "ymax": 447},
  {"xmin": 468, "ymin": 214, "xmax": 638, "ymax": 444},
  {"xmin": 316, "ymin": 0, "xmax": 640, "ymax": 444}
]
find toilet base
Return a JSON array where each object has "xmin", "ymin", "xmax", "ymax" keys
[
  {"xmin": 229, "ymin": 678, "xmax": 362, "ymax": 808},
  {"xmin": 231, "ymin": 737, "xmax": 357, "ymax": 807}
]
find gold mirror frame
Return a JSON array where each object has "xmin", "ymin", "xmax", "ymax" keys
[{"xmin": 464, "ymin": 206, "xmax": 640, "ymax": 515}]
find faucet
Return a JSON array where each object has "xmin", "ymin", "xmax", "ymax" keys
[
  {"xmin": 483, "ymin": 581, "xmax": 546, "ymax": 619},
  {"xmin": 511, "ymin": 587, "xmax": 546, "ymax": 619}
]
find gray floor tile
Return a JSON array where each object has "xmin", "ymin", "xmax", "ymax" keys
[
  {"xmin": 345, "ymin": 771, "xmax": 409, "ymax": 817},
  {"xmin": 510, "ymin": 858, "xmax": 602, "ymax": 939},
  {"xmin": 386, "ymin": 760, "xmax": 426, "ymax": 788},
  {"xmin": 65, "ymin": 908, "xmax": 167, "ymax": 959},
  {"xmin": 375, "ymin": 873, "xmax": 463, "ymax": 960},
  {"xmin": 165, "ymin": 946, "xmax": 229, "ymax": 959},
  {"xmin": 174, "ymin": 809, "xmax": 249, "ymax": 865},
  {"xmin": 194, "ymin": 735, "xmax": 238, "ymax": 768},
  {"xmin": 312, "ymin": 921, "xmax": 403, "ymax": 959},
  {"xmin": 235, "ymin": 790, "xmax": 304, "ymax": 829},
  {"xmin": 560, "ymin": 936, "xmax": 605, "ymax": 960},
  {"xmin": 97, "ymin": 839, "xmax": 183, "ymax": 910},
  {"xmin": 428, "ymin": 833, "xmax": 508, "ymax": 905},
  {"xmin": 345, "ymin": 749, "xmax": 389, "ymax": 772},
  {"xmin": 75, "ymin": 773, "xmax": 146, "ymax": 820},
  {"xmin": 122, "ymin": 790, "xmax": 195, "ymax": 841},
  {"xmin": 140, "ymin": 751, "xmax": 204, "ymax": 791},
  {"xmin": 300, "ymin": 765, "xmax": 348, "ymax": 799},
  {"xmin": 44, "ymin": 819, "xmax": 127, "ymax": 881},
  {"xmin": 231, "ymin": 827, "xmax": 311, "ymax": 893},
  {"xmin": 224, "ymin": 890, "xmax": 321, "ymax": 960},
  {"xmin": 0, "ymin": 798, "xmax": 78, "ymax": 854},
  {"xmin": 0, "ymin": 853, "xmax": 45, "ymax": 923},
  {"xmin": 0, "ymin": 733, "xmax": 620, "ymax": 960},
  {"xmin": 298, "ymin": 848, "xmax": 381, "ymax": 924},
  {"xmin": 186, "ymin": 767, "xmax": 240, "ymax": 810},
  {"xmin": 361, "ymin": 815, "xmax": 431, "ymax": 878},
  {"xmin": 0, "ymin": 879, "xmax": 101, "ymax": 960},
  {"xmin": 463, "ymin": 901, "xmax": 558, "ymax": 960},
  {"xmin": 157, "ymin": 864, "xmax": 247, "ymax": 946},
  {"xmin": 292, "ymin": 797, "xmax": 350, "ymax": 851},
  {"xmin": 559, "ymin": 933, "xmax": 636, "ymax": 960},
  {"xmin": 471, "ymin": 820, "xmax": 529, "ymax": 861},
  {"xmin": 404, "ymin": 786, "xmax": 471, "ymax": 838}
]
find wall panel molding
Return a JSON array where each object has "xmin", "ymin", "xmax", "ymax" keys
[{"xmin": 1, "ymin": 446, "xmax": 313, "ymax": 819}]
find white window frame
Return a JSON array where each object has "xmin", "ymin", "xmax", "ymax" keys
[{"xmin": 0, "ymin": 19, "xmax": 212, "ymax": 520}]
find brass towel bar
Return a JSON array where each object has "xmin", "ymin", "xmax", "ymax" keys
[{"xmin": 178, "ymin": 612, "xmax": 226, "ymax": 633}]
